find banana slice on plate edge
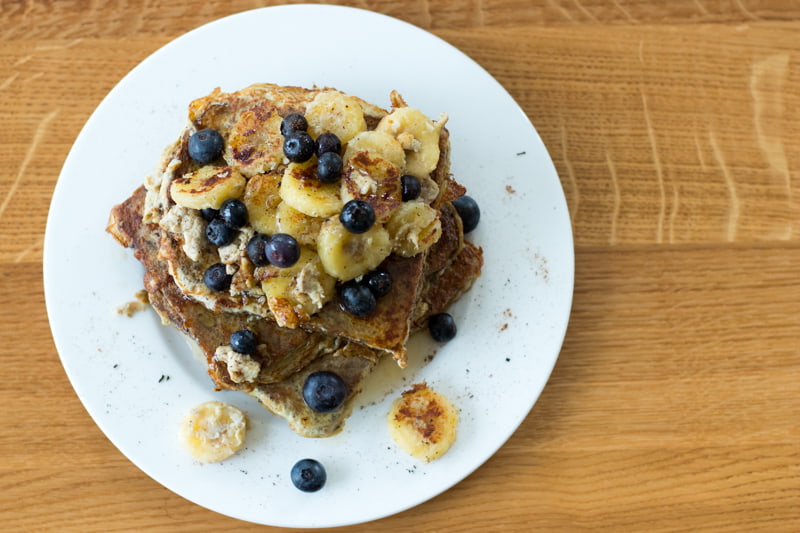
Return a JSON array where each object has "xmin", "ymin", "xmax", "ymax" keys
[{"xmin": 387, "ymin": 383, "xmax": 458, "ymax": 463}]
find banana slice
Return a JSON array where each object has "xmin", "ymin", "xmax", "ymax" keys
[
  {"xmin": 376, "ymin": 107, "xmax": 446, "ymax": 178},
  {"xmin": 224, "ymin": 108, "xmax": 284, "ymax": 176},
  {"xmin": 316, "ymin": 218, "xmax": 392, "ymax": 281},
  {"xmin": 341, "ymin": 151, "xmax": 402, "ymax": 223},
  {"xmin": 242, "ymin": 171, "xmax": 282, "ymax": 235},
  {"xmin": 385, "ymin": 201, "xmax": 442, "ymax": 257},
  {"xmin": 260, "ymin": 246, "xmax": 336, "ymax": 327},
  {"xmin": 178, "ymin": 401, "xmax": 247, "ymax": 463},
  {"xmin": 343, "ymin": 130, "xmax": 406, "ymax": 169},
  {"xmin": 305, "ymin": 91, "xmax": 367, "ymax": 144},
  {"xmin": 276, "ymin": 201, "xmax": 324, "ymax": 248},
  {"xmin": 387, "ymin": 383, "xmax": 458, "ymax": 463},
  {"xmin": 280, "ymin": 161, "xmax": 343, "ymax": 218},
  {"xmin": 170, "ymin": 166, "xmax": 246, "ymax": 210}
]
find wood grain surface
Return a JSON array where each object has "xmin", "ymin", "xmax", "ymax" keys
[{"xmin": 1, "ymin": 1, "xmax": 798, "ymax": 531}]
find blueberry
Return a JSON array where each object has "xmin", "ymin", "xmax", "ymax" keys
[
  {"xmin": 303, "ymin": 371, "xmax": 348, "ymax": 413},
  {"xmin": 290, "ymin": 458, "xmax": 326, "ymax": 492},
  {"xmin": 451, "ymin": 195, "xmax": 480, "ymax": 233},
  {"xmin": 428, "ymin": 312, "xmax": 457, "ymax": 342},
  {"xmin": 230, "ymin": 329, "xmax": 257, "ymax": 355},
  {"xmin": 280, "ymin": 113, "xmax": 308, "ymax": 136},
  {"xmin": 204, "ymin": 263, "xmax": 232, "ymax": 292},
  {"xmin": 219, "ymin": 198, "xmax": 248, "ymax": 228},
  {"xmin": 317, "ymin": 152, "xmax": 342, "ymax": 184},
  {"xmin": 265, "ymin": 233, "xmax": 300, "ymax": 268},
  {"xmin": 283, "ymin": 132, "xmax": 315, "ymax": 163},
  {"xmin": 339, "ymin": 200, "xmax": 375, "ymax": 234},
  {"xmin": 188, "ymin": 128, "xmax": 224, "ymax": 164},
  {"xmin": 340, "ymin": 280, "xmax": 376, "ymax": 318},
  {"xmin": 316, "ymin": 132, "xmax": 342, "ymax": 156},
  {"xmin": 400, "ymin": 174, "xmax": 421, "ymax": 202},
  {"xmin": 246, "ymin": 233, "xmax": 271, "ymax": 267},
  {"xmin": 199, "ymin": 207, "xmax": 219, "ymax": 222},
  {"xmin": 206, "ymin": 217, "xmax": 238, "ymax": 246},
  {"xmin": 362, "ymin": 268, "xmax": 392, "ymax": 298}
]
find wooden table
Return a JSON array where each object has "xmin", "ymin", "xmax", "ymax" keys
[{"xmin": 2, "ymin": 1, "xmax": 798, "ymax": 531}]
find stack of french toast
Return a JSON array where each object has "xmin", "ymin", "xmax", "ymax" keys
[{"xmin": 107, "ymin": 83, "xmax": 482, "ymax": 437}]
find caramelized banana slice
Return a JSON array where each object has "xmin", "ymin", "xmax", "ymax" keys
[
  {"xmin": 387, "ymin": 383, "xmax": 458, "ymax": 463},
  {"xmin": 376, "ymin": 107, "xmax": 447, "ymax": 178},
  {"xmin": 276, "ymin": 201, "xmax": 324, "ymax": 248},
  {"xmin": 316, "ymin": 218, "xmax": 392, "ymax": 281},
  {"xmin": 341, "ymin": 151, "xmax": 403, "ymax": 224},
  {"xmin": 242, "ymin": 171, "xmax": 282, "ymax": 235},
  {"xmin": 170, "ymin": 166, "xmax": 246, "ymax": 210},
  {"xmin": 224, "ymin": 107, "xmax": 284, "ymax": 176},
  {"xmin": 280, "ymin": 161, "xmax": 343, "ymax": 218},
  {"xmin": 178, "ymin": 401, "xmax": 247, "ymax": 463},
  {"xmin": 343, "ymin": 130, "xmax": 406, "ymax": 169},
  {"xmin": 385, "ymin": 201, "xmax": 442, "ymax": 257},
  {"xmin": 305, "ymin": 91, "xmax": 367, "ymax": 144}
]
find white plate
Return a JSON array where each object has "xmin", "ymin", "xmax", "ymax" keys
[{"xmin": 44, "ymin": 5, "xmax": 573, "ymax": 528}]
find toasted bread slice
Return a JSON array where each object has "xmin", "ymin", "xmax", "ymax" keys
[{"xmin": 143, "ymin": 84, "xmax": 461, "ymax": 365}]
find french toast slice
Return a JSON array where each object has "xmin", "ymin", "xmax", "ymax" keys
[
  {"xmin": 144, "ymin": 84, "xmax": 462, "ymax": 365},
  {"xmin": 108, "ymin": 185, "xmax": 482, "ymax": 437}
]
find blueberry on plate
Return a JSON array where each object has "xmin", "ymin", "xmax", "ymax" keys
[
  {"xmin": 204, "ymin": 263, "xmax": 232, "ymax": 292},
  {"xmin": 339, "ymin": 200, "xmax": 375, "ymax": 234},
  {"xmin": 188, "ymin": 128, "xmax": 224, "ymax": 164},
  {"xmin": 246, "ymin": 233, "xmax": 271, "ymax": 267},
  {"xmin": 291, "ymin": 458, "xmax": 326, "ymax": 492},
  {"xmin": 265, "ymin": 233, "xmax": 300, "ymax": 268},
  {"xmin": 283, "ymin": 131, "xmax": 315, "ymax": 163},
  {"xmin": 230, "ymin": 329, "xmax": 257, "ymax": 355},
  {"xmin": 219, "ymin": 198, "xmax": 248, "ymax": 228},
  {"xmin": 400, "ymin": 174, "xmax": 421, "ymax": 202},
  {"xmin": 316, "ymin": 151, "xmax": 343, "ymax": 184},
  {"xmin": 303, "ymin": 371, "xmax": 348, "ymax": 413},
  {"xmin": 451, "ymin": 195, "xmax": 480, "ymax": 233},
  {"xmin": 362, "ymin": 268, "xmax": 392, "ymax": 298},
  {"xmin": 280, "ymin": 113, "xmax": 308, "ymax": 136},
  {"xmin": 428, "ymin": 312, "xmax": 457, "ymax": 342},
  {"xmin": 206, "ymin": 217, "xmax": 238, "ymax": 247},
  {"xmin": 339, "ymin": 280, "xmax": 376, "ymax": 318},
  {"xmin": 316, "ymin": 132, "xmax": 342, "ymax": 156}
]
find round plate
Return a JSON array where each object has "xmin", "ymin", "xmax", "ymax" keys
[{"xmin": 44, "ymin": 5, "xmax": 573, "ymax": 528}]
